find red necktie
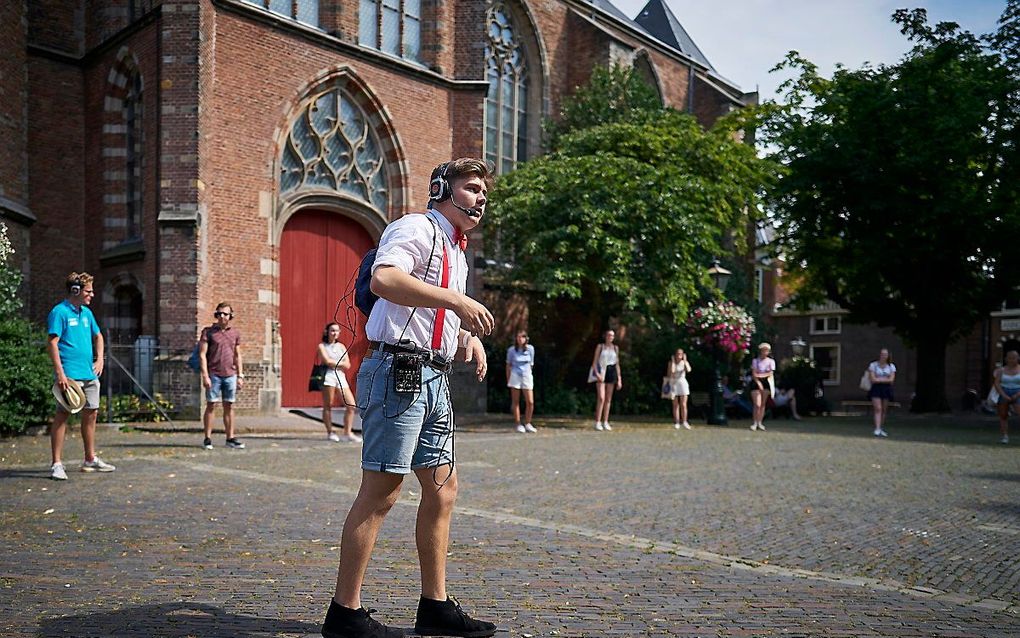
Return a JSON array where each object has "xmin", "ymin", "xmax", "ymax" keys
[
  {"xmin": 454, "ymin": 230, "xmax": 468, "ymax": 250},
  {"xmin": 431, "ymin": 243, "xmax": 450, "ymax": 351}
]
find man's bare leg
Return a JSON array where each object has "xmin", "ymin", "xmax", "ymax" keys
[
  {"xmin": 414, "ymin": 466, "xmax": 458, "ymax": 601},
  {"xmin": 333, "ymin": 470, "xmax": 404, "ymax": 609}
]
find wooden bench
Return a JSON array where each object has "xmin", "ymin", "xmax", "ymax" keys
[{"xmin": 840, "ymin": 399, "xmax": 901, "ymax": 415}]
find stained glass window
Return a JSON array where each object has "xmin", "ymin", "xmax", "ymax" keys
[
  {"xmin": 359, "ymin": 0, "xmax": 421, "ymax": 63},
  {"xmin": 280, "ymin": 88, "xmax": 389, "ymax": 213},
  {"xmin": 484, "ymin": 2, "xmax": 529, "ymax": 174}
]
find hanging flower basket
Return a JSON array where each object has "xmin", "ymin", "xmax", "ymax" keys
[{"xmin": 686, "ymin": 301, "xmax": 755, "ymax": 356}]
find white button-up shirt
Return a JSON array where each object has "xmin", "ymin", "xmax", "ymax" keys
[{"xmin": 366, "ymin": 211, "xmax": 466, "ymax": 361}]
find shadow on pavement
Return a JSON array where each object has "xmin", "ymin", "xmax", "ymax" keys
[
  {"xmin": 0, "ymin": 469, "xmax": 52, "ymax": 480},
  {"xmin": 37, "ymin": 601, "xmax": 320, "ymax": 637},
  {"xmin": 969, "ymin": 471, "xmax": 1020, "ymax": 483}
]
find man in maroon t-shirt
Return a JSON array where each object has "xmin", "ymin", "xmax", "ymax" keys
[{"xmin": 198, "ymin": 302, "xmax": 244, "ymax": 449}]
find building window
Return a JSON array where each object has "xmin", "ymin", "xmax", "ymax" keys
[
  {"xmin": 125, "ymin": 73, "xmax": 143, "ymax": 241},
  {"xmin": 810, "ymin": 343, "xmax": 841, "ymax": 385},
  {"xmin": 484, "ymin": 1, "xmax": 529, "ymax": 174},
  {"xmin": 810, "ymin": 315, "xmax": 841, "ymax": 335},
  {"xmin": 359, "ymin": 0, "xmax": 421, "ymax": 62},
  {"xmin": 753, "ymin": 267, "xmax": 764, "ymax": 303},
  {"xmin": 246, "ymin": 0, "xmax": 319, "ymax": 27},
  {"xmin": 279, "ymin": 87, "xmax": 389, "ymax": 212}
]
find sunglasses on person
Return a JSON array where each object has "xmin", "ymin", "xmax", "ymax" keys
[{"xmin": 214, "ymin": 311, "xmax": 234, "ymax": 318}]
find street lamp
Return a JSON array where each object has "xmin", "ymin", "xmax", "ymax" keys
[
  {"xmin": 790, "ymin": 337, "xmax": 807, "ymax": 357},
  {"xmin": 707, "ymin": 258, "xmax": 732, "ymax": 293},
  {"xmin": 707, "ymin": 258, "xmax": 732, "ymax": 426}
]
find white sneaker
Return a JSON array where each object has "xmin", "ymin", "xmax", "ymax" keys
[
  {"xmin": 674, "ymin": 422, "xmax": 681, "ymax": 429},
  {"xmin": 50, "ymin": 463, "xmax": 67, "ymax": 481},
  {"xmin": 1001, "ymin": 435, "xmax": 1009, "ymax": 445},
  {"xmin": 878, "ymin": 429, "xmax": 888, "ymax": 437},
  {"xmin": 344, "ymin": 433, "xmax": 363, "ymax": 443},
  {"xmin": 328, "ymin": 432, "xmax": 341, "ymax": 442},
  {"xmin": 594, "ymin": 422, "xmax": 604, "ymax": 431},
  {"xmin": 524, "ymin": 423, "xmax": 537, "ymax": 433},
  {"xmin": 603, "ymin": 422, "xmax": 612, "ymax": 431},
  {"xmin": 682, "ymin": 422, "xmax": 692, "ymax": 430},
  {"xmin": 750, "ymin": 423, "xmax": 758, "ymax": 431},
  {"xmin": 516, "ymin": 424, "xmax": 527, "ymax": 433},
  {"xmin": 757, "ymin": 423, "xmax": 766, "ymax": 431},
  {"xmin": 80, "ymin": 456, "xmax": 116, "ymax": 472}
]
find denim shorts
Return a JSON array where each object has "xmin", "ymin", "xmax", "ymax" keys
[
  {"xmin": 207, "ymin": 374, "xmax": 237, "ymax": 403},
  {"xmin": 999, "ymin": 387, "xmax": 1020, "ymax": 404},
  {"xmin": 356, "ymin": 350, "xmax": 454, "ymax": 474}
]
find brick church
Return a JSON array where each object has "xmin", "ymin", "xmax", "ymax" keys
[{"xmin": 2, "ymin": 0, "xmax": 750, "ymax": 414}]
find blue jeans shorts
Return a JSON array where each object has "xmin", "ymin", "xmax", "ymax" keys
[
  {"xmin": 356, "ymin": 350, "xmax": 454, "ymax": 474},
  {"xmin": 999, "ymin": 387, "xmax": 1020, "ymax": 404},
  {"xmin": 206, "ymin": 374, "xmax": 237, "ymax": 403}
]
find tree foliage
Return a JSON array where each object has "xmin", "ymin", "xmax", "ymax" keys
[
  {"xmin": 543, "ymin": 64, "xmax": 663, "ymax": 151},
  {"xmin": 760, "ymin": 4, "xmax": 1020, "ymax": 412},
  {"xmin": 487, "ymin": 109, "xmax": 776, "ymax": 330}
]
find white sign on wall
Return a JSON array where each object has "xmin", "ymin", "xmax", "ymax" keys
[{"xmin": 1001, "ymin": 319, "xmax": 1020, "ymax": 331}]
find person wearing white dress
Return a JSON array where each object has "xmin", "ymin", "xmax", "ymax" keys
[{"xmin": 666, "ymin": 348, "xmax": 692, "ymax": 429}]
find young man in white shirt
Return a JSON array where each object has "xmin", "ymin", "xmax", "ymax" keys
[{"xmin": 321, "ymin": 158, "xmax": 496, "ymax": 638}]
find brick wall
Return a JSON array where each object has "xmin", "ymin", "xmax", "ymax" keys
[{"xmin": 27, "ymin": 56, "xmax": 86, "ymax": 322}]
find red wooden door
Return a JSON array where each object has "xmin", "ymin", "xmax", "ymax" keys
[{"xmin": 280, "ymin": 210, "xmax": 374, "ymax": 407}]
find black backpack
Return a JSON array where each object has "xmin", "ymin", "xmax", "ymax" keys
[{"xmin": 354, "ymin": 248, "xmax": 378, "ymax": 317}]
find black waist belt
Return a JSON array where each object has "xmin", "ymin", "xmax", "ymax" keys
[{"xmin": 368, "ymin": 341, "xmax": 453, "ymax": 373}]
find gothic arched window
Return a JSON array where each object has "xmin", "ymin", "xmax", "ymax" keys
[
  {"xmin": 279, "ymin": 88, "xmax": 389, "ymax": 213},
  {"xmin": 484, "ymin": 2, "xmax": 529, "ymax": 174}
]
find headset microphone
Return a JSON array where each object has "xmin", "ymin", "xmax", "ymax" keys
[{"xmin": 454, "ymin": 201, "xmax": 482, "ymax": 218}]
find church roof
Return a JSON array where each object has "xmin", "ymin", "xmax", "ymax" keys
[{"xmin": 633, "ymin": 0, "xmax": 716, "ymax": 72}]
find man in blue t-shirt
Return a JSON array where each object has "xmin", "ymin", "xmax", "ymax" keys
[{"xmin": 46, "ymin": 272, "xmax": 115, "ymax": 480}]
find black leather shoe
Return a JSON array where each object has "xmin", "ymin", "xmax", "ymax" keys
[
  {"xmin": 414, "ymin": 596, "xmax": 496, "ymax": 637},
  {"xmin": 322, "ymin": 600, "xmax": 403, "ymax": 638}
]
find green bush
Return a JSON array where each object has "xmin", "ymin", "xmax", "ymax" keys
[
  {"xmin": 98, "ymin": 393, "xmax": 175, "ymax": 422},
  {"xmin": 0, "ymin": 318, "xmax": 54, "ymax": 437}
]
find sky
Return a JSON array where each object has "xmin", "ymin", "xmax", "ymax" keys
[{"xmin": 611, "ymin": 0, "xmax": 1007, "ymax": 100}]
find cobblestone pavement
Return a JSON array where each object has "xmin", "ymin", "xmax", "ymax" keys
[{"xmin": 2, "ymin": 413, "xmax": 1020, "ymax": 637}]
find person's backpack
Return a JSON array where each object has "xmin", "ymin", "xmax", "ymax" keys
[
  {"xmin": 187, "ymin": 329, "xmax": 206, "ymax": 372},
  {"xmin": 354, "ymin": 248, "xmax": 378, "ymax": 317},
  {"xmin": 187, "ymin": 343, "xmax": 201, "ymax": 372}
]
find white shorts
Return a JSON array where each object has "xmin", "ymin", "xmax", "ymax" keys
[
  {"xmin": 323, "ymin": 367, "xmax": 349, "ymax": 389},
  {"xmin": 507, "ymin": 370, "xmax": 534, "ymax": 390}
]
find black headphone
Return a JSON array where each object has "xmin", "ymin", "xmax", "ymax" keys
[
  {"xmin": 428, "ymin": 162, "xmax": 451, "ymax": 204},
  {"xmin": 68, "ymin": 278, "xmax": 84, "ymax": 295}
]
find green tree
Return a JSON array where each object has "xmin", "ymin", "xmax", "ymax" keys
[
  {"xmin": 0, "ymin": 222, "xmax": 52, "ymax": 436},
  {"xmin": 543, "ymin": 64, "xmax": 663, "ymax": 151},
  {"xmin": 760, "ymin": 4, "xmax": 1020, "ymax": 412},
  {"xmin": 486, "ymin": 110, "xmax": 777, "ymax": 380}
]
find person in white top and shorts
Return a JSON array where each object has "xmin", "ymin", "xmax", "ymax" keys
[
  {"xmin": 590, "ymin": 329, "xmax": 623, "ymax": 431},
  {"xmin": 319, "ymin": 158, "xmax": 497, "ymax": 638},
  {"xmin": 506, "ymin": 330, "xmax": 536, "ymax": 433},
  {"xmin": 318, "ymin": 322, "xmax": 360, "ymax": 443}
]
